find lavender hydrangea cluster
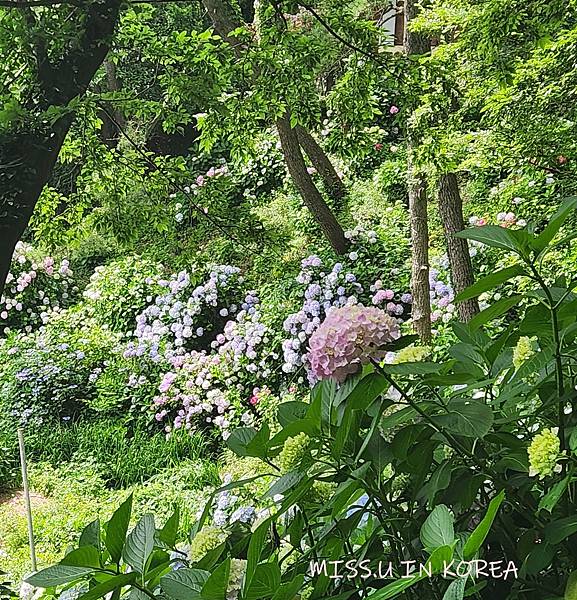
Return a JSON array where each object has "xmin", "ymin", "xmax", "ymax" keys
[
  {"xmin": 308, "ymin": 305, "xmax": 400, "ymax": 382},
  {"xmin": 428, "ymin": 268, "xmax": 456, "ymax": 325},
  {"xmin": 281, "ymin": 252, "xmax": 411, "ymax": 378},
  {"xmin": 0, "ymin": 242, "xmax": 75, "ymax": 336},
  {"xmin": 124, "ymin": 266, "xmax": 243, "ymax": 362}
]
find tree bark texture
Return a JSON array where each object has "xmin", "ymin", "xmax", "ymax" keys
[
  {"xmin": 407, "ymin": 162, "xmax": 432, "ymax": 342},
  {"xmin": 438, "ymin": 172, "xmax": 479, "ymax": 322},
  {"xmin": 295, "ymin": 125, "xmax": 347, "ymax": 204},
  {"xmin": 276, "ymin": 116, "xmax": 349, "ymax": 254}
]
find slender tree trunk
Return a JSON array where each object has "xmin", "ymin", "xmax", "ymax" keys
[
  {"xmin": 295, "ymin": 125, "xmax": 347, "ymax": 203},
  {"xmin": 438, "ymin": 173, "xmax": 479, "ymax": 322},
  {"xmin": 404, "ymin": 0, "xmax": 431, "ymax": 341},
  {"xmin": 201, "ymin": 0, "xmax": 348, "ymax": 252},
  {"xmin": 276, "ymin": 116, "xmax": 349, "ymax": 254},
  {"xmin": 0, "ymin": 1, "xmax": 122, "ymax": 298}
]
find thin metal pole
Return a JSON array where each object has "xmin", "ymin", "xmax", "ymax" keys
[{"xmin": 17, "ymin": 428, "xmax": 37, "ymax": 572}]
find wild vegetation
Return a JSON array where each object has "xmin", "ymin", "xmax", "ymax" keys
[{"xmin": 1, "ymin": 1, "xmax": 577, "ymax": 599}]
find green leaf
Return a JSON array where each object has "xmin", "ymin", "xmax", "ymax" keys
[
  {"xmin": 564, "ymin": 571, "xmax": 577, "ymax": 600},
  {"xmin": 534, "ymin": 196, "xmax": 577, "ymax": 253},
  {"xmin": 418, "ymin": 460, "xmax": 453, "ymax": 505},
  {"xmin": 340, "ymin": 372, "xmax": 388, "ymax": 411},
  {"xmin": 420, "ymin": 505, "xmax": 455, "ymax": 551},
  {"xmin": 79, "ymin": 520, "xmax": 101, "ymax": 550},
  {"xmin": 455, "ymin": 225, "xmax": 527, "ymax": 254},
  {"xmin": 26, "ymin": 566, "xmax": 96, "ymax": 588},
  {"xmin": 243, "ymin": 519, "xmax": 270, "ymax": 594},
  {"xmin": 455, "ymin": 265, "xmax": 525, "ymax": 302},
  {"xmin": 122, "ymin": 514, "xmax": 156, "ymax": 574},
  {"xmin": 226, "ymin": 426, "xmax": 269, "ymax": 458},
  {"xmin": 61, "ymin": 546, "xmax": 100, "ymax": 568},
  {"xmin": 463, "ymin": 490, "xmax": 505, "ymax": 560},
  {"xmin": 277, "ymin": 402, "xmax": 309, "ymax": 427},
  {"xmin": 380, "ymin": 406, "xmax": 418, "ymax": 432},
  {"xmin": 265, "ymin": 470, "xmax": 305, "ymax": 498},
  {"xmin": 76, "ymin": 573, "xmax": 137, "ymax": 600},
  {"xmin": 271, "ymin": 575, "xmax": 305, "ymax": 600},
  {"xmin": 105, "ymin": 494, "xmax": 133, "ymax": 564},
  {"xmin": 432, "ymin": 400, "xmax": 494, "ymax": 438},
  {"xmin": 367, "ymin": 572, "xmax": 426, "ymax": 599},
  {"xmin": 161, "ymin": 568, "xmax": 210, "ymax": 600},
  {"xmin": 201, "ymin": 559, "xmax": 230, "ymax": 600},
  {"xmin": 539, "ymin": 477, "xmax": 570, "ymax": 513},
  {"xmin": 443, "ymin": 578, "xmax": 466, "ymax": 600},
  {"xmin": 468, "ymin": 296, "xmax": 522, "ymax": 331},
  {"xmin": 158, "ymin": 507, "xmax": 180, "ymax": 548},
  {"xmin": 545, "ymin": 516, "xmax": 577, "ymax": 545},
  {"xmin": 244, "ymin": 563, "xmax": 281, "ymax": 600}
]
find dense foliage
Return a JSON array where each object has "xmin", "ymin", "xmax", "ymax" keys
[{"xmin": 2, "ymin": 1, "xmax": 577, "ymax": 600}]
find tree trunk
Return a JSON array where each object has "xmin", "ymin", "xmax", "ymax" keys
[
  {"xmin": 438, "ymin": 173, "xmax": 479, "ymax": 322},
  {"xmin": 404, "ymin": 0, "xmax": 431, "ymax": 341},
  {"xmin": 295, "ymin": 125, "xmax": 347, "ymax": 203},
  {"xmin": 276, "ymin": 116, "xmax": 349, "ymax": 254},
  {"xmin": 201, "ymin": 0, "xmax": 348, "ymax": 251},
  {"xmin": 0, "ymin": 1, "xmax": 122, "ymax": 298},
  {"xmin": 407, "ymin": 162, "xmax": 431, "ymax": 342}
]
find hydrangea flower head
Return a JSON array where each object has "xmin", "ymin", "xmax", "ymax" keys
[
  {"xmin": 278, "ymin": 432, "xmax": 310, "ymax": 473},
  {"xmin": 528, "ymin": 427, "xmax": 563, "ymax": 479},
  {"xmin": 308, "ymin": 305, "xmax": 400, "ymax": 382},
  {"xmin": 513, "ymin": 336, "xmax": 535, "ymax": 370}
]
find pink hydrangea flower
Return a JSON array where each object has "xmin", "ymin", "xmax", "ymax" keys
[{"xmin": 308, "ymin": 305, "xmax": 400, "ymax": 382}]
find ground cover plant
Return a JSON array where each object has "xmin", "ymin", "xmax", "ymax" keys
[{"xmin": 2, "ymin": 1, "xmax": 577, "ymax": 599}]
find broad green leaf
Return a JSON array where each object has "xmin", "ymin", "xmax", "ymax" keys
[
  {"xmin": 61, "ymin": 546, "xmax": 100, "ymax": 569},
  {"xmin": 244, "ymin": 563, "xmax": 281, "ymax": 600},
  {"xmin": 105, "ymin": 494, "xmax": 133, "ymax": 564},
  {"xmin": 456, "ymin": 265, "xmax": 525, "ymax": 302},
  {"xmin": 158, "ymin": 507, "xmax": 180, "ymax": 548},
  {"xmin": 432, "ymin": 400, "xmax": 493, "ymax": 438},
  {"xmin": 454, "ymin": 225, "xmax": 527, "ymax": 254},
  {"xmin": 76, "ymin": 573, "xmax": 137, "ymax": 600},
  {"xmin": 342, "ymin": 372, "xmax": 388, "ymax": 411},
  {"xmin": 201, "ymin": 559, "xmax": 230, "ymax": 600},
  {"xmin": 545, "ymin": 516, "xmax": 577, "ymax": 545},
  {"xmin": 122, "ymin": 514, "xmax": 156, "ymax": 574},
  {"xmin": 265, "ymin": 470, "xmax": 305, "ymax": 498},
  {"xmin": 367, "ymin": 572, "xmax": 426, "ymax": 599},
  {"xmin": 463, "ymin": 490, "xmax": 505, "ymax": 559},
  {"xmin": 443, "ymin": 577, "xmax": 466, "ymax": 600},
  {"xmin": 26, "ymin": 566, "xmax": 96, "ymax": 588},
  {"xmin": 418, "ymin": 460, "xmax": 453, "ymax": 505},
  {"xmin": 427, "ymin": 544, "xmax": 454, "ymax": 573},
  {"xmin": 539, "ymin": 477, "xmax": 570, "ymax": 513},
  {"xmin": 534, "ymin": 196, "xmax": 577, "ymax": 253},
  {"xmin": 469, "ymin": 296, "xmax": 522, "ymax": 331},
  {"xmin": 79, "ymin": 519, "xmax": 101, "ymax": 550},
  {"xmin": 379, "ymin": 406, "xmax": 418, "ymax": 432},
  {"xmin": 420, "ymin": 505, "xmax": 455, "ymax": 551},
  {"xmin": 277, "ymin": 402, "xmax": 309, "ymax": 427},
  {"xmin": 161, "ymin": 568, "xmax": 210, "ymax": 600}
]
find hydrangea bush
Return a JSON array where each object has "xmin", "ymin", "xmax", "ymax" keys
[{"xmin": 0, "ymin": 242, "xmax": 76, "ymax": 336}]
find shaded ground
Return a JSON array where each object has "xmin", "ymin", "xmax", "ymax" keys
[{"xmin": 0, "ymin": 490, "xmax": 49, "ymax": 518}]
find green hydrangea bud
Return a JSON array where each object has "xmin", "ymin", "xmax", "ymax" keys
[
  {"xmin": 513, "ymin": 336, "xmax": 535, "ymax": 370},
  {"xmin": 227, "ymin": 559, "xmax": 247, "ymax": 600},
  {"xmin": 188, "ymin": 526, "xmax": 227, "ymax": 562},
  {"xmin": 394, "ymin": 345, "xmax": 430, "ymax": 364},
  {"xmin": 528, "ymin": 427, "xmax": 563, "ymax": 479},
  {"xmin": 278, "ymin": 432, "xmax": 310, "ymax": 473}
]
